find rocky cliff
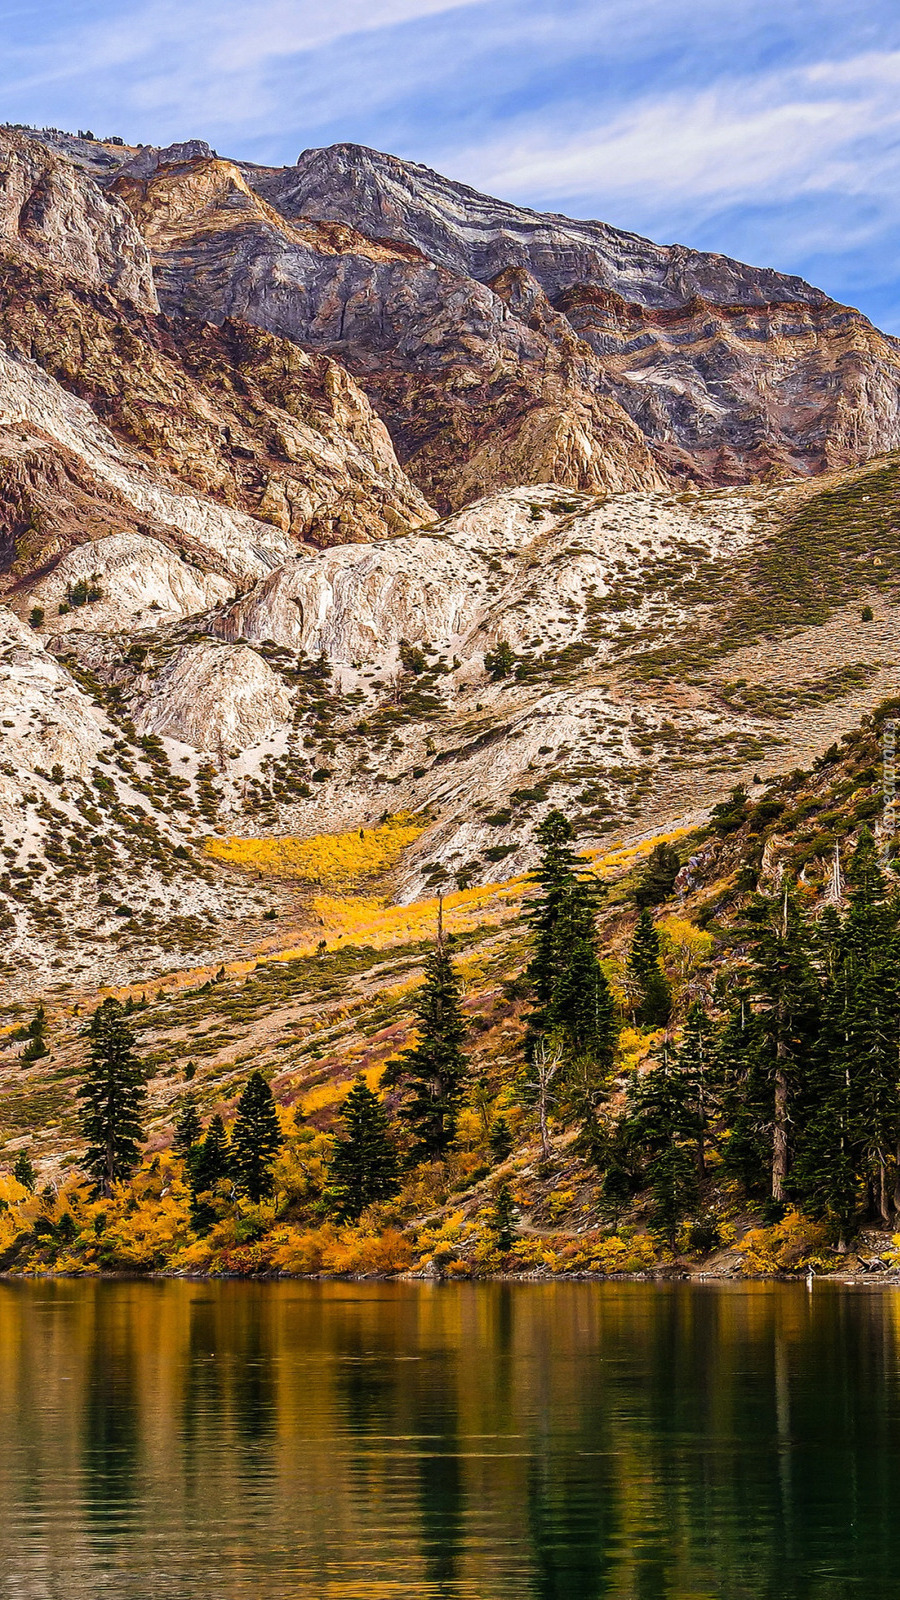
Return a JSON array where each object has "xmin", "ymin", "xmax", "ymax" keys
[{"xmin": 105, "ymin": 138, "xmax": 900, "ymax": 501}]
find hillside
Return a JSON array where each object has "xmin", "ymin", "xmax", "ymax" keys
[{"xmin": 1, "ymin": 704, "xmax": 898, "ymax": 1278}]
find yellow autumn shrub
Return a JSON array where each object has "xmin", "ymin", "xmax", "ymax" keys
[
  {"xmin": 204, "ymin": 813, "xmax": 424, "ymax": 888},
  {"xmin": 739, "ymin": 1210, "xmax": 833, "ymax": 1275}
]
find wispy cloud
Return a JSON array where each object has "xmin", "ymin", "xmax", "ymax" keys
[
  {"xmin": 448, "ymin": 52, "xmax": 900, "ymax": 215},
  {"xmin": 2, "ymin": 0, "xmax": 900, "ymax": 324}
]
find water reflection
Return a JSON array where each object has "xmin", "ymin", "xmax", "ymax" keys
[{"xmin": 0, "ymin": 1281, "xmax": 898, "ymax": 1596}]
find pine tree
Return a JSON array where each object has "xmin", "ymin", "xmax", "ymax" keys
[
  {"xmin": 328, "ymin": 1077, "xmax": 400, "ymax": 1221},
  {"xmin": 174, "ymin": 1099, "xmax": 202, "ymax": 1155},
  {"xmin": 627, "ymin": 910, "xmax": 672, "ymax": 1026},
  {"xmin": 231, "ymin": 1071, "xmax": 283, "ymax": 1203},
  {"xmin": 793, "ymin": 837, "xmax": 900, "ymax": 1234},
  {"xmin": 17, "ymin": 1003, "xmax": 48, "ymax": 1065},
  {"xmin": 620, "ymin": 1046, "xmax": 699, "ymax": 1243},
  {"xmin": 524, "ymin": 809, "xmax": 600, "ymax": 1028},
  {"xmin": 397, "ymin": 928, "xmax": 469, "ymax": 1161},
  {"xmin": 77, "ymin": 998, "xmax": 147, "ymax": 1196},
  {"xmin": 189, "ymin": 1114, "xmax": 230, "ymax": 1191},
  {"xmin": 491, "ymin": 1182, "xmax": 516, "ymax": 1252},
  {"xmin": 550, "ymin": 898, "xmax": 617, "ymax": 1064},
  {"xmin": 12, "ymin": 1152, "xmax": 35, "ymax": 1191},
  {"xmin": 676, "ymin": 1003, "xmax": 717, "ymax": 1178},
  {"xmin": 489, "ymin": 1116, "xmax": 514, "ymax": 1163},
  {"xmin": 523, "ymin": 810, "xmax": 616, "ymax": 1137},
  {"xmin": 635, "ymin": 841, "xmax": 681, "ymax": 908},
  {"xmin": 739, "ymin": 890, "xmax": 821, "ymax": 1202},
  {"xmin": 716, "ymin": 1001, "xmax": 772, "ymax": 1197},
  {"xmin": 187, "ymin": 1114, "xmax": 231, "ymax": 1232}
]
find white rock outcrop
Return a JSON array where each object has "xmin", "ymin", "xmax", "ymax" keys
[{"xmin": 136, "ymin": 641, "xmax": 293, "ymax": 750}]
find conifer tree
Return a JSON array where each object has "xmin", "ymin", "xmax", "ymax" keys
[
  {"xmin": 17, "ymin": 1003, "xmax": 48, "ymax": 1065},
  {"xmin": 231, "ymin": 1071, "xmax": 283, "ymax": 1203},
  {"xmin": 793, "ymin": 834, "xmax": 900, "ymax": 1232},
  {"xmin": 489, "ymin": 1116, "xmax": 514, "ymax": 1163},
  {"xmin": 77, "ymin": 998, "xmax": 147, "ymax": 1196},
  {"xmin": 397, "ymin": 920, "xmax": 469, "ymax": 1160},
  {"xmin": 189, "ymin": 1114, "xmax": 230, "ymax": 1190},
  {"xmin": 627, "ymin": 909, "xmax": 672, "ymax": 1027},
  {"xmin": 328, "ymin": 1076, "xmax": 400, "ymax": 1221},
  {"xmin": 737, "ymin": 890, "xmax": 821, "ymax": 1202},
  {"xmin": 524, "ymin": 809, "xmax": 599, "ymax": 1028},
  {"xmin": 676, "ymin": 1002, "xmax": 717, "ymax": 1178},
  {"xmin": 635, "ymin": 841, "xmax": 681, "ymax": 908},
  {"xmin": 523, "ymin": 810, "xmax": 616, "ymax": 1137},
  {"xmin": 12, "ymin": 1152, "xmax": 35, "ymax": 1191},
  {"xmin": 174, "ymin": 1099, "xmax": 202, "ymax": 1156},
  {"xmin": 716, "ymin": 1001, "xmax": 771, "ymax": 1197},
  {"xmin": 491, "ymin": 1182, "xmax": 516, "ymax": 1252},
  {"xmin": 620, "ymin": 1046, "xmax": 699, "ymax": 1242},
  {"xmin": 188, "ymin": 1114, "xmax": 231, "ymax": 1232}
]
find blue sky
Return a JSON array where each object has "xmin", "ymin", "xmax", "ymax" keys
[{"xmin": 4, "ymin": 0, "xmax": 900, "ymax": 328}]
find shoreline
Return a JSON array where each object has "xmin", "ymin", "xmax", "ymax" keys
[{"xmin": 2, "ymin": 1268, "xmax": 898, "ymax": 1286}]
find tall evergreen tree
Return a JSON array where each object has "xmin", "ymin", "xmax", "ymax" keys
[
  {"xmin": 187, "ymin": 1114, "xmax": 231, "ymax": 1232},
  {"xmin": 328, "ymin": 1077, "xmax": 401, "ymax": 1221},
  {"xmin": 793, "ymin": 835, "xmax": 900, "ymax": 1233},
  {"xmin": 491, "ymin": 1182, "xmax": 516, "ymax": 1252},
  {"xmin": 627, "ymin": 909, "xmax": 672, "ymax": 1027},
  {"xmin": 523, "ymin": 810, "xmax": 616, "ymax": 1140},
  {"xmin": 189, "ymin": 1114, "xmax": 230, "ymax": 1193},
  {"xmin": 737, "ymin": 890, "xmax": 821, "ymax": 1202},
  {"xmin": 77, "ymin": 998, "xmax": 147, "ymax": 1196},
  {"xmin": 174, "ymin": 1099, "xmax": 201, "ymax": 1156},
  {"xmin": 676, "ymin": 1002, "xmax": 717, "ymax": 1179},
  {"xmin": 716, "ymin": 1000, "xmax": 772, "ymax": 1197},
  {"xmin": 524, "ymin": 809, "xmax": 600, "ymax": 1029},
  {"xmin": 397, "ymin": 926, "xmax": 469, "ymax": 1160},
  {"xmin": 12, "ymin": 1152, "xmax": 35, "ymax": 1192},
  {"xmin": 635, "ymin": 841, "xmax": 681, "ymax": 908},
  {"xmin": 231, "ymin": 1071, "xmax": 283, "ymax": 1203},
  {"xmin": 620, "ymin": 1046, "xmax": 699, "ymax": 1245}
]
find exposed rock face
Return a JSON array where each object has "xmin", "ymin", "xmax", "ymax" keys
[
  {"xmin": 0, "ymin": 256, "xmax": 434, "ymax": 554},
  {"xmin": 135, "ymin": 640, "xmax": 292, "ymax": 748},
  {"xmin": 23, "ymin": 532, "xmax": 233, "ymax": 632},
  {"xmin": 0, "ymin": 603, "xmax": 108, "ymax": 778},
  {"xmin": 111, "ymin": 152, "xmax": 669, "ymax": 510},
  {"xmin": 124, "ymin": 139, "xmax": 900, "ymax": 495},
  {"xmin": 0, "ymin": 129, "xmax": 157, "ymax": 311},
  {"xmin": 0, "ymin": 338, "xmax": 296, "ymax": 585}
]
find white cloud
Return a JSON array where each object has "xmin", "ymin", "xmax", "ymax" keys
[{"xmin": 446, "ymin": 50, "xmax": 900, "ymax": 217}]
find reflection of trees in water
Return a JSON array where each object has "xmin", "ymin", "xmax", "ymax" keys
[
  {"xmin": 412, "ymin": 1355, "xmax": 463, "ymax": 1599},
  {"xmin": 81, "ymin": 1284, "xmax": 140, "ymax": 1522},
  {"xmin": 5, "ymin": 1282, "xmax": 900, "ymax": 1596},
  {"xmin": 228, "ymin": 1289, "xmax": 277, "ymax": 1448}
]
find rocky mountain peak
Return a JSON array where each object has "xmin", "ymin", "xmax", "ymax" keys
[{"xmin": 0, "ymin": 128, "xmax": 158, "ymax": 312}]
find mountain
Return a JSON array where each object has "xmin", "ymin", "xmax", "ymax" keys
[
  {"xmin": 2, "ymin": 123, "xmax": 900, "ymax": 1000},
  {"xmin": 109, "ymin": 137, "xmax": 900, "ymax": 503}
]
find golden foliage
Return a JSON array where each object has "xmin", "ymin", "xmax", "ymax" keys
[
  {"xmin": 739, "ymin": 1210, "xmax": 833, "ymax": 1275},
  {"xmin": 204, "ymin": 813, "xmax": 425, "ymax": 889}
]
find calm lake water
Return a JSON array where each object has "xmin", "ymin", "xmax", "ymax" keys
[{"xmin": 0, "ymin": 1279, "xmax": 897, "ymax": 1598}]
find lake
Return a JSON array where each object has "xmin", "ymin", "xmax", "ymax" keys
[{"xmin": 0, "ymin": 1279, "xmax": 896, "ymax": 1597}]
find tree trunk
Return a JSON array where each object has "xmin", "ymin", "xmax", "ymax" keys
[
  {"xmin": 539, "ymin": 1085, "xmax": 551, "ymax": 1162},
  {"xmin": 879, "ymin": 1157, "xmax": 892, "ymax": 1228},
  {"xmin": 772, "ymin": 1061, "xmax": 788, "ymax": 1202}
]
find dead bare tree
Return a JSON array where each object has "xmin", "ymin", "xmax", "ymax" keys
[{"xmin": 526, "ymin": 1035, "xmax": 564, "ymax": 1162}]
